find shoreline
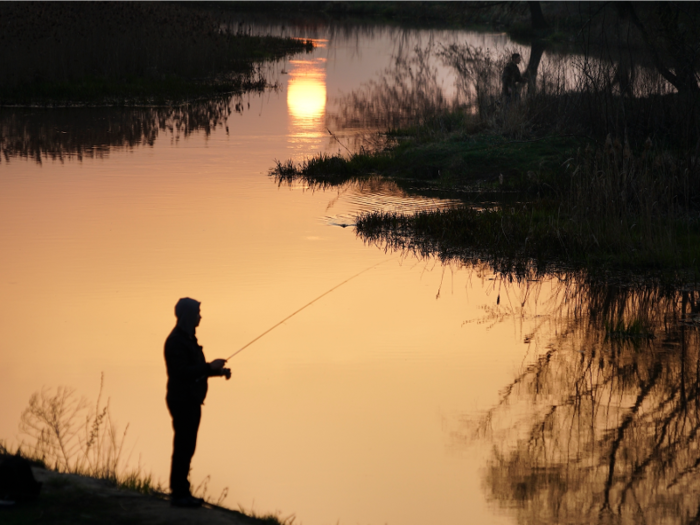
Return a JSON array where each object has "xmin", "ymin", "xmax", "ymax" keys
[{"xmin": 2, "ymin": 463, "xmax": 286, "ymax": 525}]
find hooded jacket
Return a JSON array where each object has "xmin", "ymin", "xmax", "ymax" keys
[
  {"xmin": 502, "ymin": 61, "xmax": 524, "ymax": 96},
  {"xmin": 164, "ymin": 298, "xmax": 213, "ymax": 405}
]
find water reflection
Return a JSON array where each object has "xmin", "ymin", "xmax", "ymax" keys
[
  {"xmin": 317, "ymin": 177, "xmax": 462, "ymax": 227},
  {"xmin": 459, "ymin": 278, "xmax": 700, "ymax": 524},
  {"xmin": 288, "ymin": 64, "xmax": 326, "ymax": 126},
  {"xmin": 287, "ymin": 45, "xmax": 327, "ymax": 123},
  {"xmin": 0, "ymin": 97, "xmax": 238, "ymax": 163},
  {"xmin": 286, "ymin": 40, "xmax": 328, "ymax": 157}
]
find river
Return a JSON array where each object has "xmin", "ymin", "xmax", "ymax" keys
[{"xmin": 1, "ymin": 19, "xmax": 696, "ymax": 525}]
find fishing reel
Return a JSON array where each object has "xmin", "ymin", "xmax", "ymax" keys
[{"xmin": 222, "ymin": 367, "xmax": 231, "ymax": 380}]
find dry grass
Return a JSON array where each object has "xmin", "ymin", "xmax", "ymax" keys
[
  {"xmin": 9, "ymin": 374, "xmax": 269, "ymax": 513},
  {"xmin": 15, "ymin": 373, "xmax": 157, "ymax": 493}
]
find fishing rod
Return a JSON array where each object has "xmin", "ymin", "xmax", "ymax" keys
[{"xmin": 225, "ymin": 258, "xmax": 392, "ymax": 361}]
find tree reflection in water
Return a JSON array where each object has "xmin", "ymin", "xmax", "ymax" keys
[
  {"xmin": 467, "ymin": 276, "xmax": 700, "ymax": 524},
  {"xmin": 0, "ymin": 96, "xmax": 242, "ymax": 164}
]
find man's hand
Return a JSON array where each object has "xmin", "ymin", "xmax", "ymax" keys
[{"xmin": 209, "ymin": 359, "xmax": 226, "ymax": 372}]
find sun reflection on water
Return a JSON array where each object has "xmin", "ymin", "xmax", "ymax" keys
[
  {"xmin": 286, "ymin": 41, "xmax": 328, "ymax": 156},
  {"xmin": 287, "ymin": 61, "xmax": 326, "ymax": 126}
]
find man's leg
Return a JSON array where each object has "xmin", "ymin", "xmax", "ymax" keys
[{"xmin": 167, "ymin": 400, "xmax": 201, "ymax": 499}]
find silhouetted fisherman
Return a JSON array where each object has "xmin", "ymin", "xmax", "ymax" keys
[
  {"xmin": 502, "ymin": 53, "xmax": 527, "ymax": 102},
  {"xmin": 165, "ymin": 297, "xmax": 230, "ymax": 508}
]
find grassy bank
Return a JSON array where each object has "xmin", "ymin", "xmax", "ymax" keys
[
  {"xmin": 0, "ymin": 2, "xmax": 312, "ymax": 106},
  {"xmin": 277, "ymin": 126, "xmax": 576, "ymax": 190},
  {"xmin": 273, "ymin": 39, "xmax": 700, "ymax": 281},
  {"xmin": 0, "ymin": 455, "xmax": 287, "ymax": 525}
]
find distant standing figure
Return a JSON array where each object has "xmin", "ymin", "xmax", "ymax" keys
[
  {"xmin": 502, "ymin": 53, "xmax": 527, "ymax": 101},
  {"xmin": 164, "ymin": 297, "xmax": 230, "ymax": 508}
]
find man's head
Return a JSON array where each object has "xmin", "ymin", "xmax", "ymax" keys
[
  {"xmin": 512, "ymin": 53, "xmax": 522, "ymax": 64},
  {"xmin": 175, "ymin": 297, "xmax": 201, "ymax": 335}
]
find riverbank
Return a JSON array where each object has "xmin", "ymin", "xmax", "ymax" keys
[
  {"xmin": 1, "ymin": 465, "xmax": 284, "ymax": 525},
  {"xmin": 1, "ymin": 382, "xmax": 290, "ymax": 525},
  {"xmin": 0, "ymin": 2, "xmax": 312, "ymax": 106}
]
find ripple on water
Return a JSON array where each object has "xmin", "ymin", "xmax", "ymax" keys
[{"xmin": 321, "ymin": 178, "xmax": 462, "ymax": 227}]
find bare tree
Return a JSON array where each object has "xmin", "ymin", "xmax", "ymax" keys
[{"xmin": 621, "ymin": 2, "xmax": 700, "ymax": 94}]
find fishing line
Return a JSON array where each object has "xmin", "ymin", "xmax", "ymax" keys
[{"xmin": 225, "ymin": 258, "xmax": 394, "ymax": 361}]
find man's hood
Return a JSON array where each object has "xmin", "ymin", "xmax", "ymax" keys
[{"xmin": 175, "ymin": 297, "xmax": 200, "ymax": 336}]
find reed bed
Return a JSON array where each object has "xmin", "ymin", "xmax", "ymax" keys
[{"xmin": 0, "ymin": 2, "xmax": 312, "ymax": 105}]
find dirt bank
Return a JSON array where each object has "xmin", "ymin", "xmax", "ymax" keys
[{"xmin": 2, "ymin": 467, "xmax": 272, "ymax": 525}]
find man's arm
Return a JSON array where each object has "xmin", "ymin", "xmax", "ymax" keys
[{"xmin": 165, "ymin": 339, "xmax": 211, "ymax": 381}]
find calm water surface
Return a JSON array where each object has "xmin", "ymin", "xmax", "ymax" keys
[{"xmin": 1, "ymin": 21, "xmax": 695, "ymax": 525}]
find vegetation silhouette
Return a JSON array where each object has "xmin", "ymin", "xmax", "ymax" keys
[
  {"xmin": 0, "ymin": 2, "xmax": 312, "ymax": 105},
  {"xmin": 454, "ymin": 275, "xmax": 700, "ymax": 524},
  {"xmin": 0, "ymin": 96, "xmax": 254, "ymax": 164},
  {"xmin": 273, "ymin": 6, "xmax": 700, "ymax": 278}
]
